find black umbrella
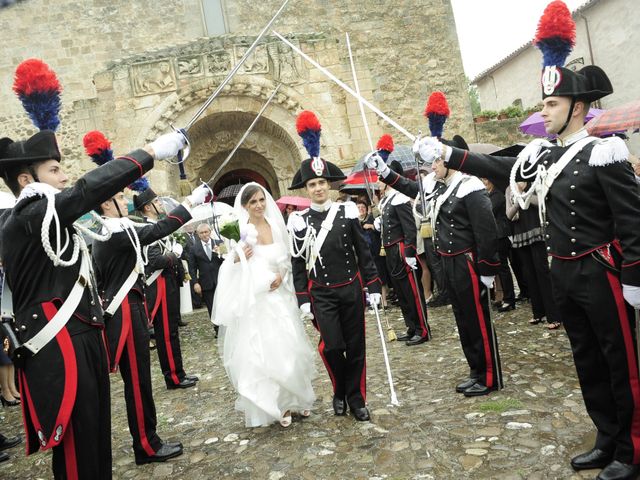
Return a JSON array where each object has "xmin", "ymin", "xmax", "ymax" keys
[
  {"xmin": 216, "ymin": 183, "xmax": 245, "ymax": 205},
  {"xmin": 350, "ymin": 144, "xmax": 418, "ymax": 178}
]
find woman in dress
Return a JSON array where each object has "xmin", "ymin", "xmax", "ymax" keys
[{"xmin": 212, "ymin": 183, "xmax": 316, "ymax": 427}]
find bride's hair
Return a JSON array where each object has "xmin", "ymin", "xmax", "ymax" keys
[{"xmin": 240, "ymin": 184, "xmax": 263, "ymax": 207}]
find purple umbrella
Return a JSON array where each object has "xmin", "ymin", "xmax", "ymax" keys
[{"xmin": 519, "ymin": 108, "xmax": 603, "ymax": 137}]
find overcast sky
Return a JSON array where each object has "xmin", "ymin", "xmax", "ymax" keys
[{"xmin": 450, "ymin": 0, "xmax": 589, "ymax": 79}]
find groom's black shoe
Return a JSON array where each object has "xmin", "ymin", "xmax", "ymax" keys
[
  {"xmin": 570, "ymin": 448, "xmax": 613, "ymax": 470},
  {"xmin": 351, "ymin": 406, "xmax": 370, "ymax": 422},
  {"xmin": 333, "ymin": 396, "xmax": 347, "ymax": 416}
]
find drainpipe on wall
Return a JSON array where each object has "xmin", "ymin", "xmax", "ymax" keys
[{"xmin": 490, "ymin": 75, "xmax": 498, "ymax": 111}]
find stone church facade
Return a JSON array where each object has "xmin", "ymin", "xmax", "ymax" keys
[{"xmin": 0, "ymin": 0, "xmax": 472, "ymax": 198}]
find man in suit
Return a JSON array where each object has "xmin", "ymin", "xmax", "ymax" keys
[{"xmin": 187, "ymin": 223, "xmax": 223, "ymax": 327}]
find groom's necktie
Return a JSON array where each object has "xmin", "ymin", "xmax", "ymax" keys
[{"xmin": 205, "ymin": 242, "xmax": 212, "ymax": 261}]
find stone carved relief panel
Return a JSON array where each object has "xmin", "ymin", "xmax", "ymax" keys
[
  {"xmin": 177, "ymin": 56, "xmax": 205, "ymax": 78},
  {"xmin": 267, "ymin": 40, "xmax": 306, "ymax": 84},
  {"xmin": 206, "ymin": 50, "xmax": 232, "ymax": 76},
  {"xmin": 131, "ymin": 60, "xmax": 176, "ymax": 97},
  {"xmin": 233, "ymin": 44, "xmax": 269, "ymax": 74}
]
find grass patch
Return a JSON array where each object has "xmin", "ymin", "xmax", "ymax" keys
[{"xmin": 477, "ymin": 398, "xmax": 523, "ymax": 413}]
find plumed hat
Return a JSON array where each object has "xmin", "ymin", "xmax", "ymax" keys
[
  {"xmin": 424, "ymin": 92, "xmax": 450, "ymax": 139},
  {"xmin": 0, "ymin": 59, "xmax": 63, "ymax": 174},
  {"xmin": 289, "ymin": 111, "xmax": 346, "ymax": 190},
  {"xmin": 535, "ymin": 1, "xmax": 612, "ymax": 102}
]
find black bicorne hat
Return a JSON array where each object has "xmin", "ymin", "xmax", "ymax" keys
[
  {"xmin": 541, "ymin": 65, "xmax": 613, "ymax": 102},
  {"xmin": 389, "ymin": 160, "xmax": 404, "ymax": 176},
  {"xmin": 0, "ymin": 130, "xmax": 61, "ymax": 174},
  {"xmin": 289, "ymin": 158, "xmax": 346, "ymax": 190},
  {"xmin": 133, "ymin": 187, "xmax": 158, "ymax": 211},
  {"xmin": 441, "ymin": 135, "xmax": 469, "ymax": 151}
]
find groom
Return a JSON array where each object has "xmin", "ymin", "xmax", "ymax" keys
[{"xmin": 288, "ymin": 111, "xmax": 382, "ymax": 421}]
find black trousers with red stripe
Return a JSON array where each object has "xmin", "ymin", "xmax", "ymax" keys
[
  {"xmin": 50, "ymin": 329, "xmax": 111, "ymax": 480},
  {"xmin": 148, "ymin": 275, "xmax": 187, "ymax": 387},
  {"xmin": 385, "ymin": 243, "xmax": 430, "ymax": 339},
  {"xmin": 551, "ymin": 254, "xmax": 640, "ymax": 464},
  {"xmin": 310, "ymin": 278, "xmax": 367, "ymax": 409},
  {"xmin": 442, "ymin": 253, "xmax": 502, "ymax": 389},
  {"xmin": 117, "ymin": 299, "xmax": 163, "ymax": 458}
]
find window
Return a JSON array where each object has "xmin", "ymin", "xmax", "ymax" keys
[{"xmin": 201, "ymin": 0, "xmax": 227, "ymax": 36}]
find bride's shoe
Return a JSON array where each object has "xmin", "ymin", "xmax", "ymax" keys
[
  {"xmin": 279, "ymin": 410, "xmax": 292, "ymax": 427},
  {"xmin": 300, "ymin": 410, "xmax": 311, "ymax": 418}
]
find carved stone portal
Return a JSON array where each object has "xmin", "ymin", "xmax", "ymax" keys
[{"xmin": 131, "ymin": 60, "xmax": 176, "ymax": 97}]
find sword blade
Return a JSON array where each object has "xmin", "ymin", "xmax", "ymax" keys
[
  {"xmin": 184, "ymin": 0, "xmax": 291, "ymax": 131},
  {"xmin": 206, "ymin": 83, "xmax": 282, "ymax": 186},
  {"xmin": 274, "ymin": 30, "xmax": 416, "ymax": 142},
  {"xmin": 345, "ymin": 32, "xmax": 376, "ymax": 206}
]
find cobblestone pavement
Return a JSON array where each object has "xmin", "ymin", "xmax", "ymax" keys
[{"xmin": 2, "ymin": 301, "xmax": 607, "ymax": 479}]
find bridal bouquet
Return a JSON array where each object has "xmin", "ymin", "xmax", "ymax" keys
[{"xmin": 219, "ymin": 213, "xmax": 241, "ymax": 242}]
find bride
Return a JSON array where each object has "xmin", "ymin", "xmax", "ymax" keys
[{"xmin": 212, "ymin": 183, "xmax": 316, "ymax": 427}]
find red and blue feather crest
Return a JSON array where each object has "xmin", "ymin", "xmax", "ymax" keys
[
  {"xmin": 296, "ymin": 110, "xmax": 321, "ymax": 158},
  {"xmin": 83, "ymin": 130, "xmax": 113, "ymax": 166},
  {"xmin": 424, "ymin": 91, "xmax": 450, "ymax": 139},
  {"xmin": 534, "ymin": 0, "xmax": 576, "ymax": 68},
  {"xmin": 13, "ymin": 59, "xmax": 62, "ymax": 132},
  {"xmin": 376, "ymin": 134, "xmax": 394, "ymax": 162}
]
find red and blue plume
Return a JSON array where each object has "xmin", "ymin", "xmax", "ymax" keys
[
  {"xmin": 128, "ymin": 176, "xmax": 150, "ymax": 193},
  {"xmin": 296, "ymin": 110, "xmax": 321, "ymax": 158},
  {"xmin": 83, "ymin": 130, "xmax": 113, "ymax": 166},
  {"xmin": 534, "ymin": 0, "xmax": 576, "ymax": 68},
  {"xmin": 376, "ymin": 134, "xmax": 394, "ymax": 162},
  {"xmin": 424, "ymin": 91, "xmax": 450, "ymax": 138},
  {"xmin": 13, "ymin": 59, "xmax": 63, "ymax": 132}
]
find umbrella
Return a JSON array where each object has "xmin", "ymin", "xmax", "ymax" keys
[
  {"xmin": 586, "ymin": 100, "xmax": 640, "ymax": 137},
  {"xmin": 183, "ymin": 201, "xmax": 234, "ymax": 230},
  {"xmin": 275, "ymin": 195, "xmax": 310, "ymax": 212},
  {"xmin": 216, "ymin": 183, "xmax": 245, "ymax": 205},
  {"xmin": 350, "ymin": 144, "xmax": 418, "ymax": 176},
  {"xmin": 519, "ymin": 108, "xmax": 603, "ymax": 137},
  {"xmin": 338, "ymin": 182, "xmax": 380, "ymax": 194},
  {"xmin": 0, "ymin": 192, "xmax": 15, "ymax": 209}
]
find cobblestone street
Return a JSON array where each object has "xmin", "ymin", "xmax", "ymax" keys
[{"xmin": 3, "ymin": 302, "xmax": 605, "ymax": 479}]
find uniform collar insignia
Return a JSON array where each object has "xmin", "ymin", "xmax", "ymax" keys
[
  {"xmin": 310, "ymin": 200, "xmax": 333, "ymax": 212},
  {"xmin": 556, "ymin": 128, "xmax": 589, "ymax": 147}
]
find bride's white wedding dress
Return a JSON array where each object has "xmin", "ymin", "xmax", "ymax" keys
[{"xmin": 213, "ymin": 218, "xmax": 316, "ymax": 427}]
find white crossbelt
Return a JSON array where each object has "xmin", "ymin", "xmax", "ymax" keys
[
  {"xmin": 22, "ymin": 251, "xmax": 92, "ymax": 355},
  {"xmin": 145, "ymin": 269, "xmax": 163, "ymax": 287},
  {"xmin": 308, "ymin": 202, "xmax": 340, "ymax": 272},
  {"xmin": 104, "ymin": 267, "xmax": 139, "ymax": 317}
]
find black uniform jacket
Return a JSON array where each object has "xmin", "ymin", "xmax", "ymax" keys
[
  {"xmin": 379, "ymin": 190, "xmax": 418, "ymax": 258},
  {"xmin": 446, "ymin": 134, "xmax": 640, "ymax": 285},
  {"xmin": 92, "ymin": 205, "xmax": 191, "ymax": 367},
  {"xmin": 290, "ymin": 202, "xmax": 381, "ymax": 306},
  {"xmin": 0, "ymin": 149, "xmax": 153, "ymax": 453},
  {"xmin": 383, "ymin": 170, "xmax": 500, "ymax": 276}
]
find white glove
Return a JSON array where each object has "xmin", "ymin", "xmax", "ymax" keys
[
  {"xmin": 369, "ymin": 293, "xmax": 382, "ymax": 306},
  {"xmin": 172, "ymin": 243, "xmax": 183, "ymax": 258},
  {"xmin": 300, "ymin": 302, "xmax": 314, "ymax": 320},
  {"xmin": 373, "ymin": 217, "xmax": 381, "ymax": 231},
  {"xmin": 480, "ymin": 275, "xmax": 495, "ymax": 289},
  {"xmin": 149, "ymin": 131, "xmax": 187, "ymax": 160},
  {"xmin": 623, "ymin": 284, "xmax": 640, "ymax": 309},
  {"xmin": 364, "ymin": 152, "xmax": 390, "ymax": 178},
  {"xmin": 405, "ymin": 256, "xmax": 418, "ymax": 270},
  {"xmin": 287, "ymin": 213, "xmax": 306, "ymax": 232},
  {"xmin": 186, "ymin": 184, "xmax": 211, "ymax": 207},
  {"xmin": 412, "ymin": 136, "xmax": 444, "ymax": 165}
]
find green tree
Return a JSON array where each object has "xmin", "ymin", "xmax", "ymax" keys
[{"xmin": 467, "ymin": 78, "xmax": 481, "ymax": 117}]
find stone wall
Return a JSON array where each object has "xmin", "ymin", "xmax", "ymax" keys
[
  {"xmin": 471, "ymin": 117, "xmax": 534, "ymax": 148},
  {"xmin": 0, "ymin": 0, "xmax": 472, "ymax": 196}
]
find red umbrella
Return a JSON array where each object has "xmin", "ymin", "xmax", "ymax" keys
[
  {"xmin": 586, "ymin": 100, "xmax": 640, "ymax": 137},
  {"xmin": 343, "ymin": 170, "xmax": 378, "ymax": 185},
  {"xmin": 276, "ymin": 195, "xmax": 311, "ymax": 212}
]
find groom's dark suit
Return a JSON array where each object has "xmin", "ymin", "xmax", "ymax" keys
[{"xmin": 187, "ymin": 238, "xmax": 224, "ymax": 316}]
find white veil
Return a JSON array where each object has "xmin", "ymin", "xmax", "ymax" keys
[{"xmin": 211, "ymin": 182, "xmax": 295, "ymax": 328}]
